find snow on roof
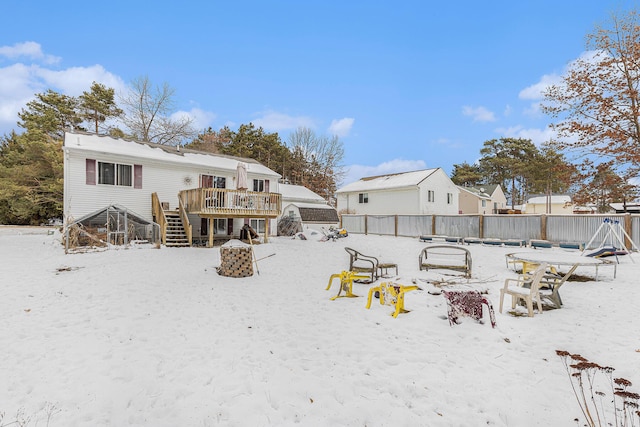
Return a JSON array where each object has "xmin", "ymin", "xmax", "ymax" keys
[
  {"xmin": 283, "ymin": 202, "xmax": 335, "ymax": 210},
  {"xmin": 336, "ymin": 169, "xmax": 439, "ymax": 193},
  {"xmin": 63, "ymin": 131, "xmax": 280, "ymax": 178},
  {"xmin": 457, "ymin": 186, "xmax": 491, "ymax": 199},
  {"xmin": 527, "ymin": 195, "xmax": 572, "ymax": 204},
  {"xmin": 279, "ymin": 183, "xmax": 326, "ymax": 202}
]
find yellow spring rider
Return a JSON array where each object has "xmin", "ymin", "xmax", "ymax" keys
[
  {"xmin": 366, "ymin": 282, "xmax": 419, "ymax": 318},
  {"xmin": 326, "ymin": 271, "xmax": 371, "ymax": 300}
]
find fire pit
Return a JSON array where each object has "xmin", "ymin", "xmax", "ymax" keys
[{"xmin": 217, "ymin": 240, "xmax": 254, "ymax": 277}]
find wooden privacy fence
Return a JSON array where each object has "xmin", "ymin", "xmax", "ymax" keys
[{"xmin": 340, "ymin": 213, "xmax": 640, "ymax": 249}]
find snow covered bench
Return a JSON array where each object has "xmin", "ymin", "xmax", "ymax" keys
[{"xmin": 418, "ymin": 245, "xmax": 472, "ymax": 278}]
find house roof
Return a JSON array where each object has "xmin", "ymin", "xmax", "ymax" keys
[
  {"xmin": 457, "ymin": 186, "xmax": 491, "ymax": 199},
  {"xmin": 527, "ymin": 195, "xmax": 572, "ymax": 204},
  {"xmin": 63, "ymin": 131, "xmax": 280, "ymax": 178},
  {"xmin": 610, "ymin": 202, "xmax": 640, "ymax": 212},
  {"xmin": 336, "ymin": 169, "xmax": 440, "ymax": 193},
  {"xmin": 279, "ymin": 183, "xmax": 326, "ymax": 203}
]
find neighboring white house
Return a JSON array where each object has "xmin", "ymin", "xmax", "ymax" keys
[
  {"xmin": 62, "ymin": 131, "xmax": 282, "ymax": 243},
  {"xmin": 335, "ymin": 168, "xmax": 459, "ymax": 215},
  {"xmin": 278, "ymin": 183, "xmax": 339, "ymax": 231},
  {"xmin": 523, "ymin": 195, "xmax": 573, "ymax": 214},
  {"xmin": 457, "ymin": 184, "xmax": 508, "ymax": 214}
]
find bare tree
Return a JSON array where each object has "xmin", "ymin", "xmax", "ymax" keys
[
  {"xmin": 542, "ymin": 9, "xmax": 640, "ymax": 177},
  {"xmin": 288, "ymin": 127, "xmax": 345, "ymax": 202},
  {"xmin": 119, "ymin": 75, "xmax": 195, "ymax": 145}
]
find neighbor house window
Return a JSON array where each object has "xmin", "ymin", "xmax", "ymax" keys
[
  {"xmin": 482, "ymin": 200, "xmax": 487, "ymax": 207},
  {"xmin": 447, "ymin": 193, "xmax": 453, "ymax": 204},
  {"xmin": 428, "ymin": 190, "xmax": 435, "ymax": 202},
  {"xmin": 96, "ymin": 161, "xmax": 136, "ymax": 187},
  {"xmin": 358, "ymin": 193, "xmax": 368, "ymax": 203}
]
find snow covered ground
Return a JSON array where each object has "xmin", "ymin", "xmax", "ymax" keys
[{"xmin": 1, "ymin": 226, "xmax": 639, "ymax": 426}]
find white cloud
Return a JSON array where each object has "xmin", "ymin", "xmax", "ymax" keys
[
  {"xmin": 503, "ymin": 104, "xmax": 512, "ymax": 117},
  {"xmin": 171, "ymin": 107, "xmax": 217, "ymax": 131},
  {"xmin": 0, "ymin": 41, "xmax": 60, "ymax": 65},
  {"xmin": 340, "ymin": 159, "xmax": 427, "ymax": 187},
  {"xmin": 494, "ymin": 125, "xmax": 556, "ymax": 146},
  {"xmin": 519, "ymin": 74, "xmax": 562, "ymax": 101},
  {"xmin": 0, "ymin": 44, "xmax": 126, "ymax": 134},
  {"xmin": 328, "ymin": 117, "xmax": 354, "ymax": 137},
  {"xmin": 519, "ymin": 50, "xmax": 603, "ymax": 102},
  {"xmin": 36, "ymin": 65, "xmax": 127, "ymax": 96},
  {"xmin": 252, "ymin": 110, "xmax": 315, "ymax": 132},
  {"xmin": 462, "ymin": 105, "xmax": 496, "ymax": 122}
]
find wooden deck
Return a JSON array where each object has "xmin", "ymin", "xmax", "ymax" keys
[{"xmin": 179, "ymin": 188, "xmax": 281, "ymax": 218}]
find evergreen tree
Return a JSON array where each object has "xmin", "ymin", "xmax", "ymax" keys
[
  {"xmin": 79, "ymin": 81, "xmax": 123, "ymax": 134},
  {"xmin": 17, "ymin": 89, "xmax": 83, "ymax": 139},
  {"xmin": 0, "ymin": 131, "xmax": 63, "ymax": 224},
  {"xmin": 450, "ymin": 162, "xmax": 484, "ymax": 187}
]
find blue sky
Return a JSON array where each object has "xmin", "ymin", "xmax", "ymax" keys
[{"xmin": 0, "ymin": 1, "xmax": 633, "ymax": 185}]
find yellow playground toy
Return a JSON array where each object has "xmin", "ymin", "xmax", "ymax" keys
[
  {"xmin": 326, "ymin": 271, "xmax": 371, "ymax": 300},
  {"xmin": 366, "ymin": 282, "xmax": 419, "ymax": 317}
]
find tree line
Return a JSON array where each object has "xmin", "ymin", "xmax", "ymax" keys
[
  {"xmin": 450, "ymin": 9, "xmax": 640, "ymax": 213},
  {"xmin": 0, "ymin": 77, "xmax": 345, "ymax": 224}
]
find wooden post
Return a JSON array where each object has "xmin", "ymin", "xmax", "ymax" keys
[
  {"xmin": 540, "ymin": 214, "xmax": 547, "ymax": 241},
  {"xmin": 478, "ymin": 214, "xmax": 484, "ymax": 239},
  {"xmin": 208, "ymin": 217, "xmax": 214, "ymax": 248},
  {"xmin": 624, "ymin": 213, "xmax": 632, "ymax": 249},
  {"xmin": 395, "ymin": 215, "xmax": 398, "ymax": 237},
  {"xmin": 431, "ymin": 215, "xmax": 436, "ymax": 235},
  {"xmin": 364, "ymin": 215, "xmax": 368, "ymax": 235},
  {"xmin": 264, "ymin": 217, "xmax": 270, "ymax": 243}
]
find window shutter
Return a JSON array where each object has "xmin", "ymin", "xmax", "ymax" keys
[
  {"xmin": 265, "ymin": 180, "xmax": 270, "ymax": 192},
  {"xmin": 86, "ymin": 159, "xmax": 96, "ymax": 185},
  {"xmin": 227, "ymin": 219, "xmax": 234, "ymax": 235},
  {"xmin": 134, "ymin": 164, "xmax": 143, "ymax": 189}
]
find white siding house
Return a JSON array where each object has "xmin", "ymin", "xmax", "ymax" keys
[
  {"xmin": 63, "ymin": 131, "xmax": 282, "ymax": 240},
  {"xmin": 335, "ymin": 169, "xmax": 459, "ymax": 215},
  {"xmin": 279, "ymin": 183, "xmax": 339, "ymax": 231}
]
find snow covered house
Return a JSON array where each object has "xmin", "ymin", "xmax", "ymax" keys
[
  {"xmin": 63, "ymin": 131, "xmax": 282, "ymax": 246},
  {"xmin": 335, "ymin": 169, "xmax": 459, "ymax": 215},
  {"xmin": 457, "ymin": 184, "xmax": 507, "ymax": 214},
  {"xmin": 278, "ymin": 183, "xmax": 339, "ymax": 233},
  {"xmin": 523, "ymin": 194, "xmax": 573, "ymax": 214}
]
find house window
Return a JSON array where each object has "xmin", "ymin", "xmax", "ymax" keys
[
  {"xmin": 289, "ymin": 210, "xmax": 295, "ymax": 217},
  {"xmin": 447, "ymin": 193, "xmax": 453, "ymax": 204},
  {"xmin": 482, "ymin": 200, "xmax": 487, "ymax": 207},
  {"xmin": 428, "ymin": 190, "xmax": 435, "ymax": 202},
  {"xmin": 98, "ymin": 161, "xmax": 133, "ymax": 187},
  {"xmin": 253, "ymin": 179, "xmax": 265, "ymax": 192},
  {"xmin": 250, "ymin": 218, "xmax": 265, "ymax": 233},
  {"xmin": 200, "ymin": 218, "xmax": 228, "ymax": 235},
  {"xmin": 358, "ymin": 193, "xmax": 368, "ymax": 203}
]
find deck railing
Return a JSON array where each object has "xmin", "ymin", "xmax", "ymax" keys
[
  {"xmin": 151, "ymin": 192, "xmax": 167, "ymax": 245},
  {"xmin": 178, "ymin": 196, "xmax": 193, "ymax": 246},
  {"xmin": 179, "ymin": 188, "xmax": 281, "ymax": 217}
]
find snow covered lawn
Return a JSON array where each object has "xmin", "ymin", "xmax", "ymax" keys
[{"xmin": 1, "ymin": 226, "xmax": 638, "ymax": 426}]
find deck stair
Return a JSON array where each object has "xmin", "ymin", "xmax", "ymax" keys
[{"xmin": 164, "ymin": 210, "xmax": 190, "ymax": 247}]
